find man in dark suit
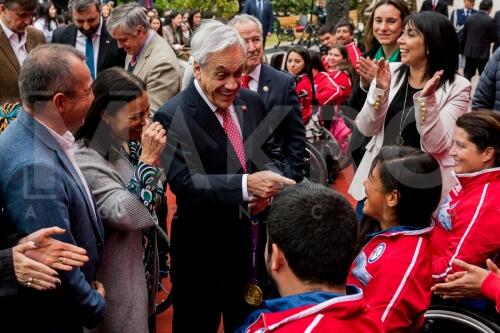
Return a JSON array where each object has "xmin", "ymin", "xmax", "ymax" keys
[
  {"xmin": 450, "ymin": 0, "xmax": 478, "ymax": 68},
  {"xmin": 51, "ymin": 0, "xmax": 125, "ymax": 79},
  {"xmin": 242, "ymin": 0, "xmax": 274, "ymax": 46},
  {"xmin": 154, "ymin": 21, "xmax": 295, "ymax": 333},
  {"xmin": 0, "ymin": 44, "xmax": 106, "ymax": 332},
  {"xmin": 229, "ymin": 14, "xmax": 305, "ymax": 183},
  {"xmin": 462, "ymin": 0, "xmax": 496, "ymax": 81},
  {"xmin": 0, "ymin": 0, "xmax": 45, "ymax": 105},
  {"xmin": 494, "ymin": 10, "xmax": 500, "ymax": 51},
  {"xmin": 420, "ymin": 0, "xmax": 449, "ymax": 17}
]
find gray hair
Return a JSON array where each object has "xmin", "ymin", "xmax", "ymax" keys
[
  {"xmin": 19, "ymin": 44, "xmax": 85, "ymax": 109},
  {"xmin": 227, "ymin": 14, "xmax": 263, "ymax": 36},
  {"xmin": 191, "ymin": 20, "xmax": 246, "ymax": 67},
  {"xmin": 107, "ymin": 3, "xmax": 150, "ymax": 35},
  {"xmin": 68, "ymin": 0, "xmax": 101, "ymax": 13}
]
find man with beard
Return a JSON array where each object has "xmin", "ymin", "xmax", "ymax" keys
[{"xmin": 51, "ymin": 0, "xmax": 125, "ymax": 80}]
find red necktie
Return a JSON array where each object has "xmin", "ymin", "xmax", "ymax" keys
[
  {"xmin": 217, "ymin": 108, "xmax": 247, "ymax": 172},
  {"xmin": 241, "ymin": 75, "xmax": 252, "ymax": 89}
]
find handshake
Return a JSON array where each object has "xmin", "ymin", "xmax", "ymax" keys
[{"xmin": 247, "ymin": 170, "xmax": 296, "ymax": 215}]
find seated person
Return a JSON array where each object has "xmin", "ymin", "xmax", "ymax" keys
[
  {"xmin": 432, "ymin": 111, "xmax": 500, "ymax": 281},
  {"xmin": 237, "ymin": 182, "xmax": 384, "ymax": 333},
  {"xmin": 348, "ymin": 146, "xmax": 442, "ymax": 333},
  {"xmin": 285, "ymin": 46, "xmax": 314, "ymax": 124}
]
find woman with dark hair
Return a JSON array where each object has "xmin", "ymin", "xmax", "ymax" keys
[
  {"xmin": 75, "ymin": 68, "xmax": 167, "ymax": 333},
  {"xmin": 348, "ymin": 145, "xmax": 442, "ymax": 333},
  {"xmin": 33, "ymin": 2, "xmax": 58, "ymax": 42},
  {"xmin": 149, "ymin": 15, "xmax": 164, "ymax": 37},
  {"xmin": 164, "ymin": 10, "xmax": 188, "ymax": 48},
  {"xmin": 348, "ymin": 12, "xmax": 471, "ymax": 209},
  {"xmin": 188, "ymin": 9, "xmax": 202, "ymax": 31},
  {"xmin": 432, "ymin": 110, "xmax": 500, "ymax": 283},
  {"xmin": 285, "ymin": 46, "xmax": 314, "ymax": 124}
]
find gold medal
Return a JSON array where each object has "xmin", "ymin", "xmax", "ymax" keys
[{"xmin": 243, "ymin": 282, "xmax": 263, "ymax": 306}]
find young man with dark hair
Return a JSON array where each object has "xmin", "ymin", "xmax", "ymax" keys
[
  {"xmin": 236, "ymin": 183, "xmax": 384, "ymax": 333},
  {"xmin": 318, "ymin": 24, "xmax": 336, "ymax": 51},
  {"xmin": 335, "ymin": 20, "xmax": 362, "ymax": 67}
]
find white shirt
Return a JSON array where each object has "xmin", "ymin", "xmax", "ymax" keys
[
  {"xmin": 37, "ymin": 119, "xmax": 97, "ymax": 218},
  {"xmin": 193, "ymin": 79, "xmax": 249, "ymax": 201},
  {"xmin": 75, "ymin": 18, "xmax": 102, "ymax": 75},
  {"xmin": 0, "ymin": 19, "xmax": 27, "ymax": 65},
  {"xmin": 246, "ymin": 63, "xmax": 262, "ymax": 92}
]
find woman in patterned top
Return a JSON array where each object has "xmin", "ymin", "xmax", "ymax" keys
[{"xmin": 75, "ymin": 67, "xmax": 167, "ymax": 333}]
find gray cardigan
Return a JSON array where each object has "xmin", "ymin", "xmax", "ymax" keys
[{"xmin": 75, "ymin": 142, "xmax": 158, "ymax": 333}]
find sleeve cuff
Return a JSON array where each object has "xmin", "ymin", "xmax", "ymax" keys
[
  {"xmin": 480, "ymin": 272, "xmax": 500, "ymax": 305},
  {"xmin": 242, "ymin": 174, "xmax": 249, "ymax": 201}
]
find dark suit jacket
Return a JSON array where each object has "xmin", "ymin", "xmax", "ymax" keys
[
  {"xmin": 242, "ymin": 0, "xmax": 274, "ymax": 36},
  {"xmin": 420, "ymin": 0, "xmax": 449, "ymax": 17},
  {"xmin": 51, "ymin": 20, "xmax": 126, "ymax": 74},
  {"xmin": 154, "ymin": 82, "xmax": 282, "ymax": 286},
  {"xmin": 0, "ymin": 26, "xmax": 45, "ymax": 104},
  {"xmin": 0, "ymin": 111, "xmax": 106, "ymax": 332},
  {"xmin": 494, "ymin": 11, "xmax": 500, "ymax": 51},
  {"xmin": 463, "ymin": 11, "xmax": 496, "ymax": 60},
  {"xmin": 256, "ymin": 64, "xmax": 304, "ymax": 181}
]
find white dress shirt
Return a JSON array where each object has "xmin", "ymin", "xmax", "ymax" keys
[
  {"xmin": 0, "ymin": 19, "xmax": 27, "ymax": 65},
  {"xmin": 194, "ymin": 79, "xmax": 249, "ymax": 200},
  {"xmin": 246, "ymin": 63, "xmax": 262, "ymax": 92},
  {"xmin": 37, "ymin": 119, "xmax": 97, "ymax": 218}
]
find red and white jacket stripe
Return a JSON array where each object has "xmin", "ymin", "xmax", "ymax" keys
[
  {"xmin": 432, "ymin": 167, "xmax": 500, "ymax": 280},
  {"xmin": 347, "ymin": 225, "xmax": 434, "ymax": 333},
  {"xmin": 244, "ymin": 287, "xmax": 384, "ymax": 333},
  {"xmin": 345, "ymin": 41, "xmax": 362, "ymax": 67}
]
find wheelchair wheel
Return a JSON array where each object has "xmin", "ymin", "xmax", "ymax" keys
[
  {"xmin": 155, "ymin": 225, "xmax": 173, "ymax": 315},
  {"xmin": 424, "ymin": 304, "xmax": 500, "ymax": 333},
  {"xmin": 304, "ymin": 142, "xmax": 328, "ymax": 185}
]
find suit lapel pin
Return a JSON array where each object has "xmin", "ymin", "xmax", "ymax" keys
[
  {"xmin": 262, "ymin": 85, "xmax": 269, "ymax": 92},
  {"xmin": 241, "ymin": 105, "xmax": 248, "ymax": 112},
  {"xmin": 106, "ymin": 40, "xmax": 110, "ymax": 44}
]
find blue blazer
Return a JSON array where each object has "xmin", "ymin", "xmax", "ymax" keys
[
  {"xmin": 242, "ymin": 0, "xmax": 274, "ymax": 35},
  {"xmin": 256, "ymin": 64, "xmax": 305, "ymax": 181},
  {"xmin": 0, "ymin": 110, "xmax": 106, "ymax": 332}
]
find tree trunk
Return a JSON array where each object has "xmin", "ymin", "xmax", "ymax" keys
[{"xmin": 326, "ymin": 0, "xmax": 350, "ymax": 28}]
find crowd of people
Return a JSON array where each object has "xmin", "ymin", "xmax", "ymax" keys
[{"xmin": 0, "ymin": 0, "xmax": 500, "ymax": 332}]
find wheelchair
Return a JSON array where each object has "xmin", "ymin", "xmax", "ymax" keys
[
  {"xmin": 303, "ymin": 106, "xmax": 352, "ymax": 185},
  {"xmin": 424, "ymin": 300, "xmax": 500, "ymax": 333}
]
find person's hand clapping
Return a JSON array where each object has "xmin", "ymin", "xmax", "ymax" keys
[
  {"xmin": 247, "ymin": 171, "xmax": 295, "ymax": 199},
  {"xmin": 431, "ymin": 259, "xmax": 498, "ymax": 299},
  {"xmin": 357, "ymin": 56, "xmax": 377, "ymax": 89},
  {"xmin": 421, "ymin": 70, "xmax": 443, "ymax": 98},
  {"xmin": 375, "ymin": 58, "xmax": 391, "ymax": 90},
  {"xmin": 140, "ymin": 119, "xmax": 167, "ymax": 166}
]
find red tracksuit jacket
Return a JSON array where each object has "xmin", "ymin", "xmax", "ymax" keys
[
  {"xmin": 432, "ymin": 167, "xmax": 500, "ymax": 280},
  {"xmin": 243, "ymin": 287, "xmax": 384, "ymax": 333},
  {"xmin": 348, "ymin": 225, "xmax": 434, "ymax": 333},
  {"xmin": 295, "ymin": 75, "xmax": 313, "ymax": 124}
]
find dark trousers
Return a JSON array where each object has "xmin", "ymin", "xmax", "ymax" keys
[
  {"xmin": 464, "ymin": 57, "xmax": 488, "ymax": 81},
  {"xmin": 171, "ymin": 279, "xmax": 254, "ymax": 333}
]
